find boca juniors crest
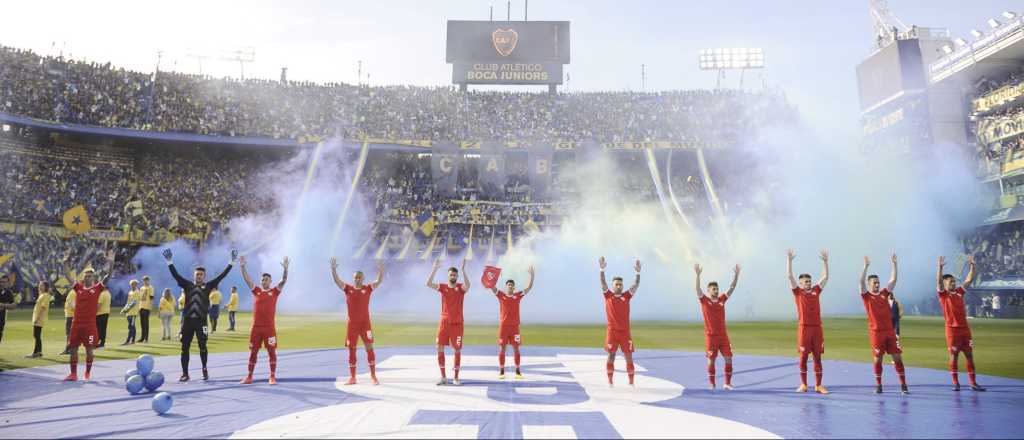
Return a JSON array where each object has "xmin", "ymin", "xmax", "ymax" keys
[
  {"xmin": 231, "ymin": 354, "xmax": 776, "ymax": 439},
  {"xmin": 492, "ymin": 28, "xmax": 518, "ymax": 57}
]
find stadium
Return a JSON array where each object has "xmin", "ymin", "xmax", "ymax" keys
[{"xmin": 1, "ymin": 1, "xmax": 1023, "ymax": 438}]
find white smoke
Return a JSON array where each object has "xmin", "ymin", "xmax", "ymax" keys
[{"xmin": 128, "ymin": 123, "xmax": 984, "ymax": 325}]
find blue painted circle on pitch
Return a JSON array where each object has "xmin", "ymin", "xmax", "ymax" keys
[{"xmin": 1, "ymin": 347, "xmax": 1022, "ymax": 439}]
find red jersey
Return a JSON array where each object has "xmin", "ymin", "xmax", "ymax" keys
[
  {"xmin": 251, "ymin": 286, "xmax": 281, "ymax": 328},
  {"xmin": 344, "ymin": 284, "xmax": 374, "ymax": 323},
  {"xmin": 861, "ymin": 288, "xmax": 893, "ymax": 331},
  {"xmin": 496, "ymin": 291, "xmax": 524, "ymax": 326},
  {"xmin": 792, "ymin": 285, "xmax": 823, "ymax": 326},
  {"xmin": 938, "ymin": 287, "xmax": 969, "ymax": 328},
  {"xmin": 438, "ymin": 283, "xmax": 466, "ymax": 324},
  {"xmin": 699, "ymin": 294, "xmax": 729, "ymax": 336},
  {"xmin": 604, "ymin": 290, "xmax": 633, "ymax": 331},
  {"xmin": 72, "ymin": 282, "xmax": 104, "ymax": 323}
]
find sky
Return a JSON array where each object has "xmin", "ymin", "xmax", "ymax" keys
[{"xmin": 1, "ymin": 1, "xmax": 1018, "ymax": 136}]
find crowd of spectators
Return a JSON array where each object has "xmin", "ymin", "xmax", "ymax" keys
[
  {"xmin": 1, "ymin": 45, "xmax": 797, "ymax": 143},
  {"xmin": 962, "ymin": 222, "xmax": 1024, "ymax": 282}
]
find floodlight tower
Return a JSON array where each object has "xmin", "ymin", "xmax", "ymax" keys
[{"xmin": 698, "ymin": 48, "xmax": 765, "ymax": 89}]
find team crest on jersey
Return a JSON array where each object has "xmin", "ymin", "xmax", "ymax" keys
[{"xmin": 230, "ymin": 354, "xmax": 775, "ymax": 438}]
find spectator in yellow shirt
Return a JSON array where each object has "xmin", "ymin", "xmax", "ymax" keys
[
  {"xmin": 209, "ymin": 288, "xmax": 223, "ymax": 332},
  {"xmin": 27, "ymin": 281, "xmax": 52, "ymax": 358},
  {"xmin": 139, "ymin": 276, "xmax": 155, "ymax": 343},
  {"xmin": 96, "ymin": 288, "xmax": 111, "ymax": 348},
  {"xmin": 60, "ymin": 289, "xmax": 76, "ymax": 355},
  {"xmin": 120, "ymin": 280, "xmax": 140, "ymax": 345},
  {"xmin": 226, "ymin": 286, "xmax": 239, "ymax": 331},
  {"xmin": 158, "ymin": 288, "xmax": 175, "ymax": 341}
]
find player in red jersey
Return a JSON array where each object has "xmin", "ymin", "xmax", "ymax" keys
[
  {"xmin": 693, "ymin": 263, "xmax": 740, "ymax": 390},
  {"xmin": 488, "ymin": 265, "xmax": 535, "ymax": 380},
  {"xmin": 426, "ymin": 258, "xmax": 470, "ymax": 386},
  {"xmin": 238, "ymin": 255, "xmax": 289, "ymax": 385},
  {"xmin": 599, "ymin": 256, "xmax": 641, "ymax": 387},
  {"xmin": 786, "ymin": 248, "xmax": 830, "ymax": 394},
  {"xmin": 938, "ymin": 255, "xmax": 985, "ymax": 392},
  {"xmin": 331, "ymin": 258, "xmax": 384, "ymax": 385},
  {"xmin": 860, "ymin": 253, "xmax": 909, "ymax": 394},
  {"xmin": 62, "ymin": 250, "xmax": 115, "ymax": 381}
]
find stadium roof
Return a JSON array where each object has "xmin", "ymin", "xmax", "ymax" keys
[{"xmin": 928, "ymin": 14, "xmax": 1024, "ymax": 85}]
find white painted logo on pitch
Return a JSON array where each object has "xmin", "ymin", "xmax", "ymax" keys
[{"xmin": 231, "ymin": 354, "xmax": 779, "ymax": 438}]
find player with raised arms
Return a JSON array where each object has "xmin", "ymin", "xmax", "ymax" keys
[
  {"xmin": 163, "ymin": 248, "xmax": 236, "ymax": 382},
  {"xmin": 331, "ymin": 258, "xmax": 384, "ymax": 385},
  {"xmin": 694, "ymin": 263, "xmax": 741, "ymax": 390},
  {"xmin": 786, "ymin": 248, "xmax": 830, "ymax": 394},
  {"xmin": 62, "ymin": 249, "xmax": 115, "ymax": 381},
  {"xmin": 599, "ymin": 256, "xmax": 641, "ymax": 387},
  {"xmin": 937, "ymin": 255, "xmax": 985, "ymax": 391},
  {"xmin": 860, "ymin": 253, "xmax": 909, "ymax": 394},
  {"xmin": 238, "ymin": 255, "xmax": 289, "ymax": 385},
  {"xmin": 426, "ymin": 258, "xmax": 470, "ymax": 386},
  {"xmin": 488, "ymin": 265, "xmax": 535, "ymax": 380}
]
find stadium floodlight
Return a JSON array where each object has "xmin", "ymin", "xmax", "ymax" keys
[
  {"xmin": 970, "ymin": 29, "xmax": 984, "ymax": 38},
  {"xmin": 941, "ymin": 45, "xmax": 953, "ymax": 54},
  {"xmin": 697, "ymin": 47, "xmax": 765, "ymax": 70},
  {"xmin": 987, "ymin": 18, "xmax": 1001, "ymax": 29},
  {"xmin": 1002, "ymin": 11, "xmax": 1017, "ymax": 20},
  {"xmin": 954, "ymin": 37, "xmax": 968, "ymax": 47}
]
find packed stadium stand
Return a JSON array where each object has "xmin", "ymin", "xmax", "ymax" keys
[{"xmin": 0, "ymin": 44, "xmax": 798, "ymax": 305}]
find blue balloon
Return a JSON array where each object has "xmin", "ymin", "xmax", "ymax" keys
[
  {"xmin": 151, "ymin": 392, "xmax": 173, "ymax": 415},
  {"xmin": 126, "ymin": 375, "xmax": 145, "ymax": 395},
  {"xmin": 136, "ymin": 354, "xmax": 155, "ymax": 377},
  {"xmin": 125, "ymin": 369, "xmax": 139, "ymax": 382},
  {"xmin": 144, "ymin": 371, "xmax": 165, "ymax": 392}
]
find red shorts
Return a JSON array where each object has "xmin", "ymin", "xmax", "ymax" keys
[
  {"xmin": 68, "ymin": 324, "xmax": 99, "ymax": 348},
  {"xmin": 498, "ymin": 325, "xmax": 521, "ymax": 346},
  {"xmin": 346, "ymin": 321, "xmax": 374, "ymax": 348},
  {"xmin": 436, "ymin": 321, "xmax": 464, "ymax": 349},
  {"xmin": 705, "ymin": 334, "xmax": 733, "ymax": 357},
  {"xmin": 605, "ymin": 328, "xmax": 634, "ymax": 353},
  {"xmin": 945, "ymin": 327, "xmax": 973, "ymax": 354},
  {"xmin": 249, "ymin": 326, "xmax": 277, "ymax": 350},
  {"xmin": 869, "ymin": 330, "xmax": 901, "ymax": 355},
  {"xmin": 797, "ymin": 325, "xmax": 825, "ymax": 355}
]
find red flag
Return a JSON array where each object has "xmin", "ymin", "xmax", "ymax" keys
[{"xmin": 481, "ymin": 266, "xmax": 502, "ymax": 289}]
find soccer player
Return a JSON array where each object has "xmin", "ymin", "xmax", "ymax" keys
[
  {"xmin": 693, "ymin": 263, "xmax": 740, "ymax": 390},
  {"xmin": 209, "ymin": 287, "xmax": 223, "ymax": 333},
  {"xmin": 488, "ymin": 265, "xmax": 535, "ymax": 380},
  {"xmin": 0, "ymin": 274, "xmax": 16, "ymax": 343},
  {"xmin": 426, "ymin": 259, "xmax": 470, "ymax": 386},
  {"xmin": 63, "ymin": 255, "xmax": 115, "ymax": 381},
  {"xmin": 60, "ymin": 288, "xmax": 75, "ymax": 355},
  {"xmin": 599, "ymin": 256, "xmax": 641, "ymax": 387},
  {"xmin": 159, "ymin": 288, "xmax": 175, "ymax": 340},
  {"xmin": 120, "ymin": 280, "xmax": 140, "ymax": 345},
  {"xmin": 27, "ymin": 281, "xmax": 52, "ymax": 358},
  {"xmin": 331, "ymin": 258, "xmax": 384, "ymax": 385},
  {"xmin": 786, "ymin": 248, "xmax": 830, "ymax": 394},
  {"xmin": 138, "ymin": 276, "xmax": 154, "ymax": 343},
  {"xmin": 96, "ymin": 287, "xmax": 110, "ymax": 348},
  {"xmin": 226, "ymin": 286, "xmax": 239, "ymax": 331},
  {"xmin": 163, "ymin": 248, "xmax": 236, "ymax": 382},
  {"xmin": 860, "ymin": 254, "xmax": 908, "ymax": 394},
  {"xmin": 238, "ymin": 255, "xmax": 289, "ymax": 385},
  {"xmin": 890, "ymin": 292, "xmax": 903, "ymax": 337},
  {"xmin": 938, "ymin": 255, "xmax": 985, "ymax": 391}
]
